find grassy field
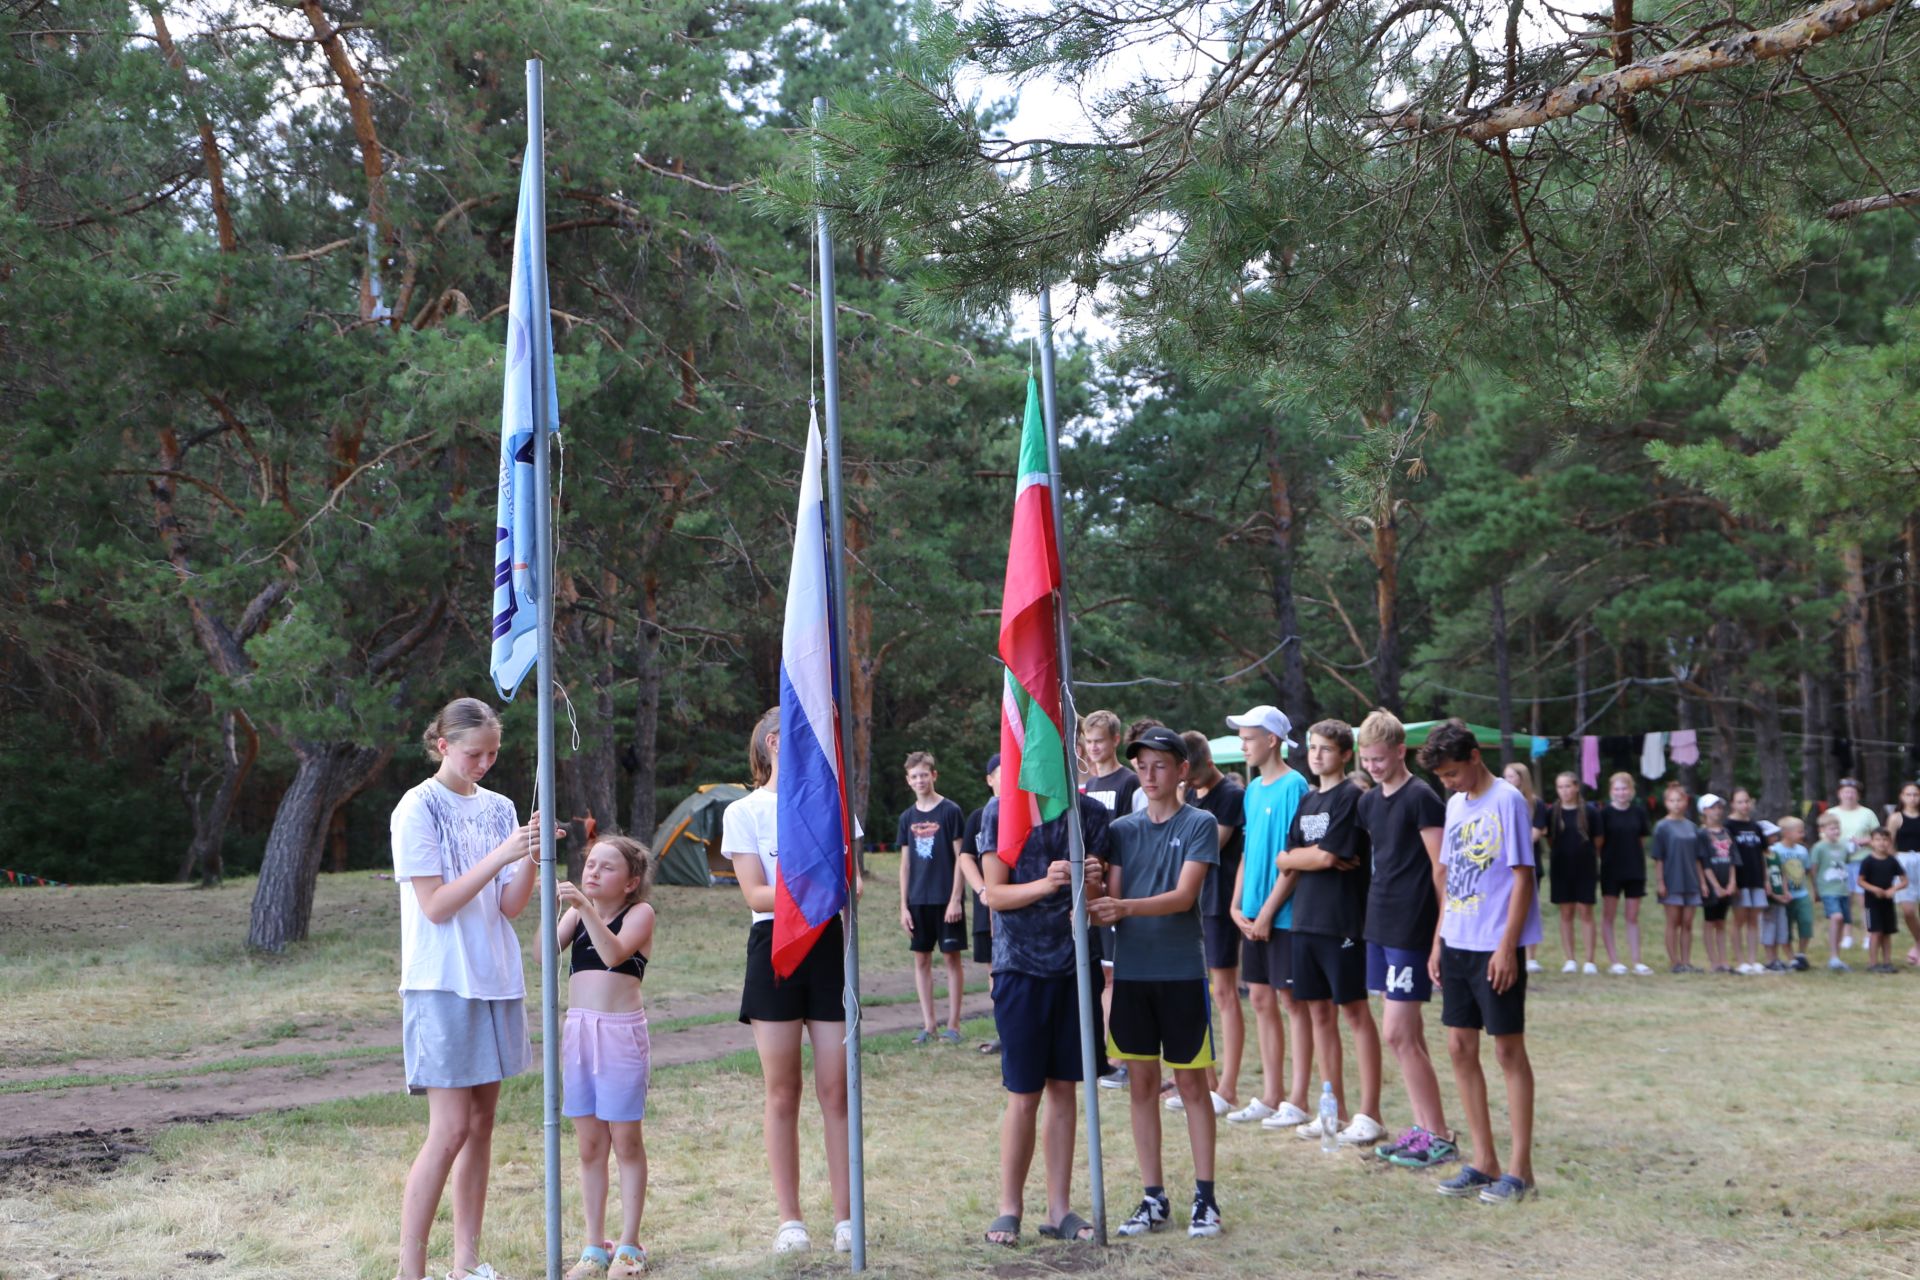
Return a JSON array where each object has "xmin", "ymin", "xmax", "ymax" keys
[{"xmin": 4, "ymin": 878, "xmax": 1919, "ymax": 1279}]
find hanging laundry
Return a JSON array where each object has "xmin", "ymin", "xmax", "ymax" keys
[
  {"xmin": 1601, "ymin": 735, "xmax": 1636, "ymax": 773},
  {"xmin": 1581, "ymin": 736, "xmax": 1601, "ymax": 788},
  {"xmin": 1669, "ymin": 729, "xmax": 1699, "ymax": 766},
  {"xmin": 1641, "ymin": 731, "xmax": 1667, "ymax": 780},
  {"xmin": 1530, "ymin": 735, "xmax": 1550, "ymax": 759}
]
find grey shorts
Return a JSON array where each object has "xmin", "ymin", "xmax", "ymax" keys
[
  {"xmin": 1660, "ymin": 892, "xmax": 1703, "ymax": 908},
  {"xmin": 1734, "ymin": 888, "xmax": 1768, "ymax": 909},
  {"xmin": 402, "ymin": 990, "xmax": 530, "ymax": 1093},
  {"xmin": 1758, "ymin": 905, "xmax": 1790, "ymax": 946}
]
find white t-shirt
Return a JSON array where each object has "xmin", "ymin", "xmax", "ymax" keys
[
  {"xmin": 720, "ymin": 785, "xmax": 862, "ymax": 924},
  {"xmin": 722, "ymin": 787, "xmax": 780, "ymax": 924},
  {"xmin": 391, "ymin": 778, "xmax": 526, "ymax": 1000}
]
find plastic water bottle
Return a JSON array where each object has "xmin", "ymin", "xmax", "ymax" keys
[{"xmin": 1318, "ymin": 1081, "xmax": 1339, "ymax": 1153}]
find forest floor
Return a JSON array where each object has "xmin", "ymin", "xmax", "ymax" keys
[{"xmin": 3, "ymin": 872, "xmax": 1918, "ymax": 1279}]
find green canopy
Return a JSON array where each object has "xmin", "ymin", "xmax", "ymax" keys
[
  {"xmin": 1400, "ymin": 720, "xmax": 1550, "ymax": 756},
  {"xmin": 1208, "ymin": 734, "xmax": 1245, "ymax": 765}
]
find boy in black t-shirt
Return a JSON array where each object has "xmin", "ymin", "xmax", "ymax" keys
[
  {"xmin": 1276, "ymin": 719, "xmax": 1384, "ymax": 1148},
  {"xmin": 1859, "ymin": 827, "xmax": 1909, "ymax": 973},
  {"xmin": 959, "ymin": 754, "xmax": 1002, "ymax": 1052},
  {"xmin": 897, "ymin": 751, "xmax": 967, "ymax": 1043},
  {"xmin": 1079, "ymin": 708, "xmax": 1136, "ymax": 1085},
  {"xmin": 1171, "ymin": 730, "xmax": 1246, "ymax": 1118},
  {"xmin": 1355, "ymin": 709, "xmax": 1456, "ymax": 1170}
]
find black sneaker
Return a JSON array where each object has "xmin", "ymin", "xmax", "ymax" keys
[
  {"xmin": 1117, "ymin": 1194, "xmax": 1170, "ymax": 1237},
  {"xmin": 1188, "ymin": 1196, "xmax": 1222, "ymax": 1238},
  {"xmin": 1792, "ymin": 954, "xmax": 1810, "ymax": 971}
]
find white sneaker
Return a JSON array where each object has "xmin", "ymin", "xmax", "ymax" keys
[
  {"xmin": 833, "ymin": 1221, "xmax": 853, "ymax": 1254},
  {"xmin": 1561, "ymin": 960, "xmax": 1577, "ymax": 973},
  {"xmin": 773, "ymin": 1221, "xmax": 811, "ymax": 1253},
  {"xmin": 1632, "ymin": 963, "xmax": 1654, "ymax": 975},
  {"xmin": 1842, "ymin": 935, "xmax": 1855, "ymax": 950},
  {"xmin": 1582, "ymin": 962, "xmax": 1599, "ymax": 975},
  {"xmin": 1165, "ymin": 1090, "xmax": 1232, "ymax": 1115},
  {"xmin": 1525, "ymin": 959, "xmax": 1543, "ymax": 974},
  {"xmin": 450, "ymin": 1268, "xmax": 506, "ymax": 1280},
  {"xmin": 1336, "ymin": 1113, "xmax": 1386, "ymax": 1146},
  {"xmin": 1737, "ymin": 963, "xmax": 1757, "ymax": 975},
  {"xmin": 1608, "ymin": 963, "xmax": 1628, "ymax": 975},
  {"xmin": 1227, "ymin": 1098, "xmax": 1276, "ymax": 1124},
  {"xmin": 1260, "ymin": 1101, "xmax": 1311, "ymax": 1129}
]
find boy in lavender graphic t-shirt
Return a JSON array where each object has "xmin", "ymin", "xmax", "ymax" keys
[{"xmin": 1418, "ymin": 721, "xmax": 1543, "ymax": 1207}]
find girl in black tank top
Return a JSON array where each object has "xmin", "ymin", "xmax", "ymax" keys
[
  {"xmin": 555, "ymin": 835, "xmax": 657, "ymax": 1275},
  {"xmin": 1892, "ymin": 783, "xmax": 1920, "ymax": 853}
]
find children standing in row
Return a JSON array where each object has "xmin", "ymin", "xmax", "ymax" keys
[
  {"xmin": 1598, "ymin": 773, "xmax": 1654, "ymax": 975},
  {"xmin": 1811, "ymin": 812, "xmax": 1855, "ymax": 972},
  {"xmin": 1771, "ymin": 818, "xmax": 1814, "ymax": 970},
  {"xmin": 1545, "ymin": 773, "xmax": 1600, "ymax": 975},
  {"xmin": 1696, "ymin": 796, "xmax": 1737, "ymax": 973},
  {"xmin": 1651, "ymin": 784, "xmax": 1703, "ymax": 973}
]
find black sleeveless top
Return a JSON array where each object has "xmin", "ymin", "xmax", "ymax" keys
[
  {"xmin": 1896, "ymin": 815, "xmax": 1920, "ymax": 853},
  {"xmin": 569, "ymin": 906, "xmax": 648, "ymax": 979}
]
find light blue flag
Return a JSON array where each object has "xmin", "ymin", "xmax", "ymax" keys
[{"xmin": 490, "ymin": 151, "xmax": 560, "ymax": 701}]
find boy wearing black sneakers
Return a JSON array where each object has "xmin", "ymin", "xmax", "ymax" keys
[
  {"xmin": 1088, "ymin": 727, "xmax": 1223, "ymax": 1239},
  {"xmin": 1419, "ymin": 721, "xmax": 1543, "ymax": 1205},
  {"xmin": 1277, "ymin": 719, "xmax": 1384, "ymax": 1149}
]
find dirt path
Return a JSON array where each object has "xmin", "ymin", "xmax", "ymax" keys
[{"xmin": 0, "ymin": 976, "xmax": 985, "ymax": 1146}]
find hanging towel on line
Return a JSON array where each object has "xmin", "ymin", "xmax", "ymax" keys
[
  {"xmin": 1641, "ymin": 732, "xmax": 1667, "ymax": 780},
  {"xmin": 1580, "ymin": 736, "xmax": 1601, "ymax": 788},
  {"xmin": 1669, "ymin": 729, "xmax": 1700, "ymax": 766}
]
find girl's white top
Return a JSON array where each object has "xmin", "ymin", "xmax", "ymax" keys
[
  {"xmin": 722, "ymin": 786, "xmax": 779, "ymax": 924},
  {"xmin": 391, "ymin": 778, "xmax": 525, "ymax": 1000}
]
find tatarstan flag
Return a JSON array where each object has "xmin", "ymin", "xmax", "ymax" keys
[{"xmin": 995, "ymin": 376, "xmax": 1072, "ymax": 865}]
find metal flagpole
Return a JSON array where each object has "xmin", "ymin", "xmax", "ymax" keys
[
  {"xmin": 1036, "ymin": 278, "xmax": 1106, "ymax": 1243},
  {"xmin": 813, "ymin": 95, "xmax": 868, "ymax": 1273},
  {"xmin": 525, "ymin": 58, "xmax": 564, "ymax": 1280}
]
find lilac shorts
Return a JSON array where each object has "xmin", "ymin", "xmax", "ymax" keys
[{"xmin": 562, "ymin": 1007, "xmax": 651, "ymax": 1123}]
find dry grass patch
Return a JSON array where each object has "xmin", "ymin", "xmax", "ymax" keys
[{"xmin": 6, "ymin": 949, "xmax": 1920, "ymax": 1279}]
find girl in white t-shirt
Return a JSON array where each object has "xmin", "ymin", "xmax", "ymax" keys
[
  {"xmin": 723, "ymin": 706, "xmax": 859, "ymax": 1255},
  {"xmin": 392, "ymin": 697, "xmax": 547, "ymax": 1280}
]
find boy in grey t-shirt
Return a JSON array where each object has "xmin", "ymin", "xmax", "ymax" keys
[{"xmin": 1089, "ymin": 726, "xmax": 1222, "ymax": 1240}]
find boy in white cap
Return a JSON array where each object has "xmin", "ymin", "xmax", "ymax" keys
[{"xmin": 1222, "ymin": 705, "xmax": 1313, "ymax": 1132}]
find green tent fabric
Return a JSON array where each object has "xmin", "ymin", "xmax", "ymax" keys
[
  {"xmin": 1400, "ymin": 720, "xmax": 1550, "ymax": 756},
  {"xmin": 650, "ymin": 783, "xmax": 751, "ymax": 886},
  {"xmin": 1208, "ymin": 734, "xmax": 1245, "ymax": 765}
]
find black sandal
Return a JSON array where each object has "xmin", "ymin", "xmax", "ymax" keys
[
  {"xmin": 984, "ymin": 1213, "xmax": 1021, "ymax": 1246},
  {"xmin": 1038, "ymin": 1211, "xmax": 1093, "ymax": 1242}
]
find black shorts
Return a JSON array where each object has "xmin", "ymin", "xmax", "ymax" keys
[
  {"xmin": 1439, "ymin": 943, "xmax": 1526, "ymax": 1037},
  {"xmin": 1107, "ymin": 978, "xmax": 1215, "ymax": 1070},
  {"xmin": 1241, "ymin": 929, "xmax": 1292, "ymax": 988},
  {"xmin": 1702, "ymin": 895, "xmax": 1732, "ymax": 923},
  {"xmin": 1867, "ymin": 898, "xmax": 1898, "ymax": 936},
  {"xmin": 1601, "ymin": 869, "xmax": 1646, "ymax": 899},
  {"xmin": 1290, "ymin": 930, "xmax": 1368, "ymax": 1005},
  {"xmin": 995, "ymin": 970, "xmax": 1105, "ymax": 1093},
  {"xmin": 908, "ymin": 903, "xmax": 968, "ymax": 954},
  {"xmin": 740, "ymin": 917, "xmax": 845, "ymax": 1025},
  {"xmin": 1202, "ymin": 914, "xmax": 1241, "ymax": 971},
  {"xmin": 973, "ymin": 930, "xmax": 993, "ymax": 965},
  {"xmin": 1549, "ymin": 855, "xmax": 1598, "ymax": 906}
]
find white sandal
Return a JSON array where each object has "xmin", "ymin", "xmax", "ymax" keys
[
  {"xmin": 773, "ymin": 1221, "xmax": 811, "ymax": 1253},
  {"xmin": 834, "ymin": 1220, "xmax": 853, "ymax": 1253}
]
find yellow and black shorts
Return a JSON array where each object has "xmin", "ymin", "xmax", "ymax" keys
[{"xmin": 1106, "ymin": 978, "xmax": 1215, "ymax": 1070}]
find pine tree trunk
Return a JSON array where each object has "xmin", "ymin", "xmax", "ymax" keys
[
  {"xmin": 177, "ymin": 709, "xmax": 257, "ymax": 887},
  {"xmin": 1265, "ymin": 430, "xmax": 1313, "ymax": 721},
  {"xmin": 1755, "ymin": 686, "xmax": 1792, "ymax": 818},
  {"xmin": 1491, "ymin": 580, "xmax": 1514, "ymax": 766},
  {"xmin": 628, "ymin": 575, "xmax": 662, "ymax": 843},
  {"xmin": 1372, "ymin": 513, "xmax": 1401, "ymax": 712},
  {"xmin": 1801, "ymin": 666, "xmax": 1828, "ymax": 804},
  {"xmin": 1838, "ymin": 542, "xmax": 1884, "ymax": 800},
  {"xmin": 247, "ymin": 739, "xmax": 390, "ymax": 952}
]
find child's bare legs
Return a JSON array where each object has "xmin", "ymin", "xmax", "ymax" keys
[
  {"xmin": 1557, "ymin": 907, "xmax": 1576, "ymax": 967},
  {"xmin": 1624, "ymin": 896, "xmax": 1644, "ymax": 966},
  {"xmin": 1493, "ymin": 1033, "xmax": 1535, "ymax": 1185},
  {"xmin": 1125, "ymin": 1057, "xmax": 1166, "ymax": 1186},
  {"xmin": 945, "ymin": 949, "xmax": 966, "ymax": 1032},
  {"xmin": 1902, "ymin": 904, "xmax": 1920, "ymax": 964},
  {"xmin": 1704, "ymin": 917, "xmax": 1724, "ymax": 969},
  {"xmin": 400, "ymin": 1084, "xmax": 492, "ymax": 1280},
  {"xmin": 1210, "ymin": 963, "xmax": 1244, "ymax": 1103},
  {"xmin": 609, "ymin": 1120, "xmax": 647, "ymax": 1248},
  {"xmin": 1828, "ymin": 909, "xmax": 1846, "ymax": 962},
  {"xmin": 1246, "ymin": 982, "xmax": 1283, "ymax": 1107},
  {"xmin": 447, "ymin": 1081, "xmax": 500, "ymax": 1274},
  {"xmin": 809, "ymin": 1019, "xmax": 853, "ymax": 1223},
  {"xmin": 1601, "ymin": 895, "xmax": 1622, "ymax": 966},
  {"xmin": 1382, "ymin": 998, "xmax": 1448, "ymax": 1136},
  {"xmin": 1306, "ymin": 1000, "xmax": 1346, "ymax": 1121},
  {"xmin": 1678, "ymin": 906, "xmax": 1696, "ymax": 968},
  {"xmin": 1663, "ymin": 904, "xmax": 1682, "ymax": 968},
  {"xmin": 1172, "ymin": 1066, "xmax": 1216, "ymax": 1179},
  {"xmin": 752, "ymin": 1020, "xmax": 807, "ymax": 1222},
  {"xmin": 1446, "ymin": 1028, "xmax": 1500, "ymax": 1178},
  {"xmin": 1577, "ymin": 903, "xmax": 1596, "ymax": 965},
  {"xmin": 576, "ymin": 1117, "xmax": 612, "ymax": 1250},
  {"xmin": 913, "ymin": 951, "xmax": 937, "ymax": 1033},
  {"xmin": 1339, "ymin": 999, "xmax": 1382, "ymax": 1123},
  {"xmin": 1282, "ymin": 989, "xmax": 1313, "ymax": 1110}
]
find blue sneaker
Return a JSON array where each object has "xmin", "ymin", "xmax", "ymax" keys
[
  {"xmin": 1479, "ymin": 1173, "xmax": 1534, "ymax": 1204},
  {"xmin": 1436, "ymin": 1166, "xmax": 1496, "ymax": 1198},
  {"xmin": 1388, "ymin": 1129, "xmax": 1460, "ymax": 1169}
]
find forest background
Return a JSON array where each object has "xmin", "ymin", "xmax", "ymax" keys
[{"xmin": 3, "ymin": 0, "xmax": 1918, "ymax": 952}]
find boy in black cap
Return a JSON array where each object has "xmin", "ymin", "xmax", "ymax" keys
[{"xmin": 1089, "ymin": 726, "xmax": 1223, "ymax": 1239}]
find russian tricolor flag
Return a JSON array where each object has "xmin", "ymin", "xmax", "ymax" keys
[{"xmin": 772, "ymin": 410, "xmax": 854, "ymax": 978}]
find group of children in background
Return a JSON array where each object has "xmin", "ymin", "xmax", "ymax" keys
[{"xmin": 384, "ymin": 692, "xmax": 1919, "ymax": 1278}]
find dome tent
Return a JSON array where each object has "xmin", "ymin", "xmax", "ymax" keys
[{"xmin": 650, "ymin": 783, "xmax": 751, "ymax": 886}]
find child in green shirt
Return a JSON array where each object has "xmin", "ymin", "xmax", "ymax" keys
[
  {"xmin": 1810, "ymin": 812, "xmax": 1854, "ymax": 972},
  {"xmin": 1771, "ymin": 816, "xmax": 1813, "ymax": 971},
  {"xmin": 1759, "ymin": 822, "xmax": 1793, "ymax": 971}
]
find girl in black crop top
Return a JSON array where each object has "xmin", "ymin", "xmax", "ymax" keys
[{"xmin": 555, "ymin": 835, "xmax": 657, "ymax": 1275}]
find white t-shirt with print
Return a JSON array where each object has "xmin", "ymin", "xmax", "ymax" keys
[
  {"xmin": 391, "ymin": 778, "xmax": 526, "ymax": 1000},
  {"xmin": 723, "ymin": 787, "xmax": 780, "ymax": 923}
]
